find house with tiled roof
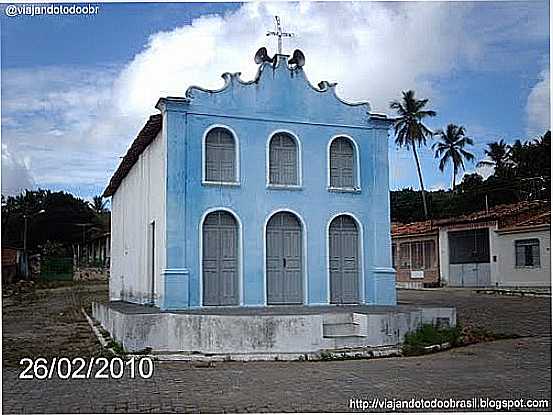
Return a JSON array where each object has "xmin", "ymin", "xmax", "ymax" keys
[
  {"xmin": 391, "ymin": 221, "xmax": 440, "ymax": 289},
  {"xmin": 392, "ymin": 201, "xmax": 550, "ymax": 288}
]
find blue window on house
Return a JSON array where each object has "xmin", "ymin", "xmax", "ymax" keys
[
  {"xmin": 205, "ymin": 127, "xmax": 237, "ymax": 183},
  {"xmin": 268, "ymin": 133, "xmax": 299, "ymax": 186}
]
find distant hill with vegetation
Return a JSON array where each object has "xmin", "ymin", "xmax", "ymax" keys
[{"xmin": 391, "ymin": 131, "xmax": 550, "ymax": 223}]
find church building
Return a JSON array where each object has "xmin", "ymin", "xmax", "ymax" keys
[{"xmin": 103, "ymin": 43, "xmax": 397, "ymax": 311}]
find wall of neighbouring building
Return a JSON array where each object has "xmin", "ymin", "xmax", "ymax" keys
[
  {"xmin": 392, "ymin": 234, "xmax": 440, "ymax": 288},
  {"xmin": 494, "ymin": 228, "xmax": 551, "ymax": 287},
  {"xmin": 110, "ymin": 129, "xmax": 166, "ymax": 305},
  {"xmin": 439, "ymin": 223, "xmax": 496, "ymax": 287},
  {"xmin": 2, "ymin": 247, "xmax": 21, "ymax": 283}
]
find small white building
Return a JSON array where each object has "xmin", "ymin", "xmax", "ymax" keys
[
  {"xmin": 494, "ymin": 211, "xmax": 550, "ymax": 287},
  {"xmin": 437, "ymin": 201, "xmax": 550, "ymax": 288}
]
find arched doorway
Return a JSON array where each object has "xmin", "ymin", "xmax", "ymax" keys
[
  {"xmin": 266, "ymin": 211, "xmax": 303, "ymax": 304},
  {"xmin": 202, "ymin": 210, "xmax": 239, "ymax": 306},
  {"xmin": 329, "ymin": 215, "xmax": 360, "ymax": 304}
]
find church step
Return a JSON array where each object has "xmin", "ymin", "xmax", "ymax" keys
[
  {"xmin": 323, "ymin": 322, "xmax": 363, "ymax": 337},
  {"xmin": 330, "ymin": 336, "xmax": 371, "ymax": 349},
  {"xmin": 322, "ymin": 312, "xmax": 365, "ymax": 325}
]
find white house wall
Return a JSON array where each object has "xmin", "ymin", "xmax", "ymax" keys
[
  {"xmin": 110, "ymin": 130, "xmax": 166, "ymax": 305},
  {"xmin": 439, "ymin": 224, "xmax": 496, "ymax": 287},
  {"xmin": 438, "ymin": 228, "xmax": 450, "ymax": 285},
  {"xmin": 495, "ymin": 229, "xmax": 551, "ymax": 287}
]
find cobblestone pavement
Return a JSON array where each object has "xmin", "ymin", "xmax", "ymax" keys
[
  {"xmin": 2, "ymin": 286, "xmax": 551, "ymax": 413},
  {"xmin": 398, "ymin": 288, "xmax": 551, "ymax": 337}
]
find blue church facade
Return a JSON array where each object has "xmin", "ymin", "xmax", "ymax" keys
[{"xmin": 105, "ymin": 53, "xmax": 396, "ymax": 310}]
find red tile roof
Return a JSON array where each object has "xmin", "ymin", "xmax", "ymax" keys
[
  {"xmin": 434, "ymin": 201, "xmax": 550, "ymax": 227},
  {"xmin": 392, "ymin": 201, "xmax": 550, "ymax": 236},
  {"xmin": 103, "ymin": 114, "xmax": 162, "ymax": 197},
  {"xmin": 391, "ymin": 220, "xmax": 437, "ymax": 236},
  {"xmin": 499, "ymin": 208, "xmax": 550, "ymax": 230}
]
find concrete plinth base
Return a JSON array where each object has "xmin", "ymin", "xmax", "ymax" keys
[{"xmin": 92, "ymin": 302, "xmax": 456, "ymax": 361}]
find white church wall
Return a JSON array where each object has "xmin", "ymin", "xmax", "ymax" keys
[{"xmin": 110, "ymin": 130, "xmax": 166, "ymax": 304}]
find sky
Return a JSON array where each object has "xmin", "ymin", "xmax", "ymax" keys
[{"xmin": 1, "ymin": 1, "xmax": 550, "ymax": 199}]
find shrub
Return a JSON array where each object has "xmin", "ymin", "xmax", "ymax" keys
[{"xmin": 402, "ymin": 323, "xmax": 462, "ymax": 356}]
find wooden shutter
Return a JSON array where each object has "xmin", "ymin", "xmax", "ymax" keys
[
  {"xmin": 205, "ymin": 128, "xmax": 236, "ymax": 182},
  {"xmin": 330, "ymin": 137, "xmax": 355, "ymax": 188},
  {"xmin": 269, "ymin": 134, "xmax": 298, "ymax": 185},
  {"xmin": 202, "ymin": 211, "xmax": 239, "ymax": 306},
  {"xmin": 266, "ymin": 212, "xmax": 303, "ymax": 304},
  {"xmin": 329, "ymin": 215, "xmax": 359, "ymax": 304}
]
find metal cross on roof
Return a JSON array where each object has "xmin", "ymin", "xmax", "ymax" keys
[{"xmin": 266, "ymin": 16, "xmax": 294, "ymax": 55}]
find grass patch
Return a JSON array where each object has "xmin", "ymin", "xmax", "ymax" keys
[
  {"xmin": 402, "ymin": 323, "xmax": 522, "ymax": 356},
  {"xmin": 107, "ymin": 340, "xmax": 127, "ymax": 356},
  {"xmin": 402, "ymin": 323, "xmax": 462, "ymax": 356}
]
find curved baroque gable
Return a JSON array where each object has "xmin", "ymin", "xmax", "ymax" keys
[{"xmin": 182, "ymin": 55, "xmax": 388, "ymax": 127}]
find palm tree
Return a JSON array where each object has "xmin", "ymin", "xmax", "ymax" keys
[
  {"xmin": 390, "ymin": 90, "xmax": 436, "ymax": 219},
  {"xmin": 90, "ymin": 195, "xmax": 107, "ymax": 213},
  {"xmin": 432, "ymin": 124, "xmax": 475, "ymax": 191},
  {"xmin": 533, "ymin": 130, "xmax": 550, "ymax": 146},
  {"xmin": 476, "ymin": 140, "xmax": 511, "ymax": 177}
]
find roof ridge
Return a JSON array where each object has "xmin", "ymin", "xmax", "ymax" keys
[{"xmin": 103, "ymin": 114, "xmax": 162, "ymax": 197}]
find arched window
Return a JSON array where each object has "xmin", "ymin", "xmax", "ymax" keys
[
  {"xmin": 268, "ymin": 132, "xmax": 299, "ymax": 186},
  {"xmin": 204, "ymin": 127, "xmax": 237, "ymax": 183},
  {"xmin": 329, "ymin": 137, "xmax": 357, "ymax": 189}
]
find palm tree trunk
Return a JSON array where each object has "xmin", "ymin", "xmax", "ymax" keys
[
  {"xmin": 452, "ymin": 166, "xmax": 457, "ymax": 191},
  {"xmin": 411, "ymin": 145, "xmax": 429, "ymax": 219}
]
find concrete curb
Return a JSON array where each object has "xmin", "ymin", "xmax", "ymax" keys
[
  {"xmin": 475, "ymin": 289, "xmax": 551, "ymax": 297},
  {"xmin": 82, "ymin": 307, "xmax": 116, "ymax": 355}
]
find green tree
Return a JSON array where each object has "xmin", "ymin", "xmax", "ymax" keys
[
  {"xmin": 432, "ymin": 124, "xmax": 475, "ymax": 191},
  {"xmin": 390, "ymin": 90, "xmax": 436, "ymax": 219},
  {"xmin": 1, "ymin": 189, "xmax": 102, "ymax": 252},
  {"xmin": 90, "ymin": 195, "xmax": 108, "ymax": 213},
  {"xmin": 477, "ymin": 139, "xmax": 511, "ymax": 177}
]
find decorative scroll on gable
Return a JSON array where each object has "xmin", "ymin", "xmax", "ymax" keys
[{"xmin": 181, "ymin": 51, "xmax": 391, "ymax": 127}]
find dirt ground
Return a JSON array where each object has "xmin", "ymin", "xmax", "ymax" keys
[{"xmin": 2, "ymin": 281, "xmax": 109, "ymax": 367}]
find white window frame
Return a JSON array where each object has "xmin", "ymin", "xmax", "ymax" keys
[
  {"xmin": 202, "ymin": 124, "xmax": 240, "ymax": 186},
  {"xmin": 514, "ymin": 238, "xmax": 541, "ymax": 269},
  {"xmin": 266, "ymin": 129, "xmax": 303, "ymax": 190},
  {"xmin": 327, "ymin": 134, "xmax": 361, "ymax": 193}
]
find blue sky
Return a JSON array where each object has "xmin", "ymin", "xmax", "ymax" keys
[{"xmin": 1, "ymin": 1, "xmax": 550, "ymax": 198}]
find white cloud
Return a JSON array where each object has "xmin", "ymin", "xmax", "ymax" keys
[
  {"xmin": 113, "ymin": 2, "xmax": 475, "ymax": 117},
  {"xmin": 1, "ymin": 65, "xmax": 142, "ymax": 195},
  {"xmin": 1, "ymin": 143, "xmax": 34, "ymax": 196},
  {"xmin": 475, "ymin": 163, "xmax": 495, "ymax": 180},
  {"xmin": 526, "ymin": 66, "xmax": 550, "ymax": 136}
]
